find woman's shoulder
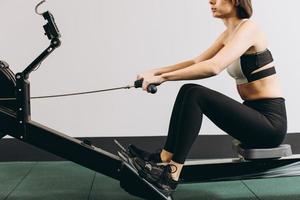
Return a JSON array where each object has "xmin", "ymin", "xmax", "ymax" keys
[
  {"xmin": 240, "ymin": 19, "xmax": 261, "ymax": 32},
  {"xmin": 223, "ymin": 19, "xmax": 258, "ymax": 36},
  {"xmin": 238, "ymin": 19, "xmax": 268, "ymax": 52},
  {"xmin": 231, "ymin": 19, "xmax": 264, "ymax": 42}
]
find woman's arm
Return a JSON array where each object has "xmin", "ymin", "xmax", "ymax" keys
[
  {"xmin": 160, "ymin": 21, "xmax": 257, "ymax": 82},
  {"xmin": 152, "ymin": 60, "xmax": 195, "ymax": 76},
  {"xmin": 141, "ymin": 30, "xmax": 227, "ymax": 77}
]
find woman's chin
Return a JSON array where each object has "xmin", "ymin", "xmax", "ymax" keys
[{"xmin": 212, "ymin": 14, "xmax": 222, "ymax": 19}]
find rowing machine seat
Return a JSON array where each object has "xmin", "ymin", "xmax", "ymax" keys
[{"xmin": 232, "ymin": 140, "xmax": 292, "ymax": 160}]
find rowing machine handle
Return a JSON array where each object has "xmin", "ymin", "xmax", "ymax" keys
[{"xmin": 134, "ymin": 79, "xmax": 157, "ymax": 94}]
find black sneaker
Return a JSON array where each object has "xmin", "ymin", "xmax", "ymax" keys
[
  {"xmin": 132, "ymin": 157, "xmax": 179, "ymax": 195},
  {"xmin": 155, "ymin": 164, "xmax": 179, "ymax": 194},
  {"xmin": 128, "ymin": 145, "xmax": 163, "ymax": 164},
  {"xmin": 132, "ymin": 157, "xmax": 165, "ymax": 182}
]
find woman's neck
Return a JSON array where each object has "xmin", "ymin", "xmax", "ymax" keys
[{"xmin": 222, "ymin": 17, "xmax": 245, "ymax": 31}]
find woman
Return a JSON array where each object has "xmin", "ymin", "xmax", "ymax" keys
[{"xmin": 130, "ymin": 0, "xmax": 287, "ymax": 194}]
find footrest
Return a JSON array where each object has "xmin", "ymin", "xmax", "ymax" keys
[
  {"xmin": 232, "ymin": 140, "xmax": 293, "ymax": 160},
  {"xmin": 119, "ymin": 161, "xmax": 173, "ymax": 200}
]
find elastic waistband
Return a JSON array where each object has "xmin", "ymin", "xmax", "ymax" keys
[
  {"xmin": 243, "ymin": 97, "xmax": 285, "ymax": 104},
  {"xmin": 243, "ymin": 97, "xmax": 287, "ymax": 121}
]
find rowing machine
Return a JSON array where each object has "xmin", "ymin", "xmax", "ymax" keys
[{"xmin": 0, "ymin": 2, "xmax": 300, "ymax": 200}]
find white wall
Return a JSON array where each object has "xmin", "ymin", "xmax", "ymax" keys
[{"xmin": 0, "ymin": 0, "xmax": 299, "ymax": 137}]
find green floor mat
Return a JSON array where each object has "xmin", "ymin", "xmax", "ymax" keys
[
  {"xmin": 1, "ymin": 162, "xmax": 300, "ymax": 200},
  {"xmin": 242, "ymin": 177, "xmax": 300, "ymax": 200},
  {"xmin": 175, "ymin": 181, "xmax": 258, "ymax": 200},
  {"xmin": 90, "ymin": 173, "xmax": 142, "ymax": 200},
  {"xmin": 0, "ymin": 162, "xmax": 36, "ymax": 200},
  {"xmin": 91, "ymin": 174, "xmax": 257, "ymax": 200},
  {"xmin": 4, "ymin": 162, "xmax": 95, "ymax": 200}
]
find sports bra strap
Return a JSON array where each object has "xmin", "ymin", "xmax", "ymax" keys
[{"xmin": 248, "ymin": 67, "xmax": 276, "ymax": 82}]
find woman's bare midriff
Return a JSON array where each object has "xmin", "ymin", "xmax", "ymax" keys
[{"xmin": 237, "ymin": 75, "xmax": 283, "ymax": 101}]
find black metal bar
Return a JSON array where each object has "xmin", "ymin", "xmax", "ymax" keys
[
  {"xmin": 0, "ymin": 107, "xmax": 121, "ymax": 181},
  {"xmin": 181, "ymin": 158, "xmax": 300, "ymax": 183},
  {"xmin": 15, "ymin": 73, "xmax": 31, "ymax": 139},
  {"xmin": 22, "ymin": 38, "xmax": 61, "ymax": 79}
]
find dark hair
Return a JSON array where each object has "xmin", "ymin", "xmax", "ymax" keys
[{"xmin": 235, "ymin": 0, "xmax": 253, "ymax": 19}]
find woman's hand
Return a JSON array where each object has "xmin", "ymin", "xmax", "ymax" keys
[
  {"xmin": 136, "ymin": 69, "xmax": 157, "ymax": 81},
  {"xmin": 141, "ymin": 75, "xmax": 166, "ymax": 92},
  {"xmin": 137, "ymin": 69, "xmax": 162, "ymax": 92}
]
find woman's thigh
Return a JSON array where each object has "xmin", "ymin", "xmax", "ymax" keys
[{"xmin": 186, "ymin": 85, "xmax": 285, "ymax": 147}]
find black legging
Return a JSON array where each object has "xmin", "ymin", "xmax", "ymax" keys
[{"xmin": 164, "ymin": 84, "xmax": 287, "ymax": 164}]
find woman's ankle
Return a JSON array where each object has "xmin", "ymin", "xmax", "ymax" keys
[
  {"xmin": 168, "ymin": 161, "xmax": 183, "ymax": 181},
  {"xmin": 160, "ymin": 149, "xmax": 173, "ymax": 163}
]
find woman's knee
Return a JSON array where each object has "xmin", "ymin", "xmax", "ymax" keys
[
  {"xmin": 177, "ymin": 84, "xmax": 213, "ymax": 105},
  {"xmin": 184, "ymin": 84, "xmax": 209, "ymax": 99},
  {"xmin": 179, "ymin": 83, "xmax": 199, "ymax": 93},
  {"xmin": 175, "ymin": 84, "xmax": 199, "ymax": 100}
]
